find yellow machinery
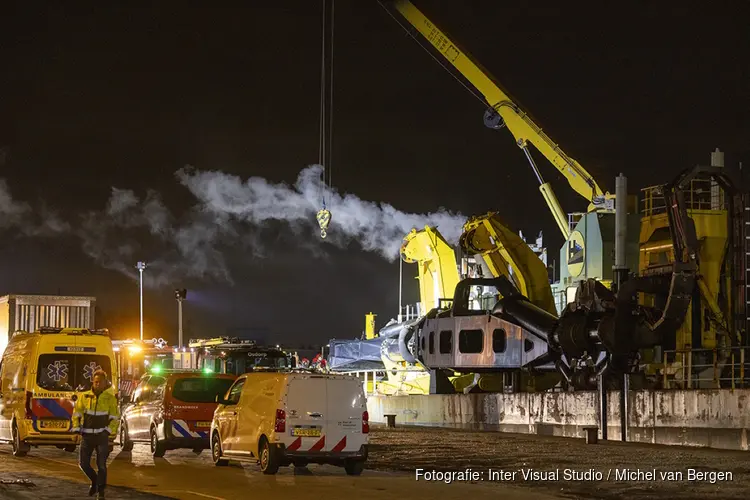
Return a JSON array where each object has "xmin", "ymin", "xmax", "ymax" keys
[
  {"xmin": 639, "ymin": 162, "xmax": 742, "ymax": 387},
  {"xmin": 382, "ymin": 0, "xmax": 633, "ymax": 317},
  {"xmin": 376, "ymin": 2, "xmax": 744, "ymax": 389},
  {"xmin": 364, "ymin": 312, "xmax": 377, "ymax": 340},
  {"xmin": 400, "ymin": 226, "xmax": 461, "ymax": 313},
  {"xmin": 370, "ymin": 227, "xmax": 460, "ymax": 395},
  {"xmin": 460, "ymin": 212, "xmax": 556, "ymax": 315},
  {"xmin": 459, "ymin": 212, "xmax": 562, "ymax": 392},
  {"xmin": 372, "ymin": 220, "xmax": 559, "ymax": 394},
  {"xmin": 385, "ymin": 0, "xmax": 614, "ymax": 241}
]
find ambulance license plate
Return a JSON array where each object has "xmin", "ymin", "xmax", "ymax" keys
[
  {"xmin": 196, "ymin": 421, "xmax": 212, "ymax": 428},
  {"xmin": 292, "ymin": 427, "xmax": 321, "ymax": 437},
  {"xmin": 40, "ymin": 419, "xmax": 69, "ymax": 430}
]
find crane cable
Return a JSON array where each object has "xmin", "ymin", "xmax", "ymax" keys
[{"xmin": 316, "ymin": 0, "xmax": 335, "ymax": 238}]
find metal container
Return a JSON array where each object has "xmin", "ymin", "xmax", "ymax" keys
[{"xmin": 0, "ymin": 294, "xmax": 96, "ymax": 355}]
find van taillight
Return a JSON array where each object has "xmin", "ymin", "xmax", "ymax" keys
[
  {"xmin": 274, "ymin": 409, "xmax": 286, "ymax": 433},
  {"xmin": 362, "ymin": 411, "xmax": 369, "ymax": 434},
  {"xmin": 25, "ymin": 391, "xmax": 33, "ymax": 419}
]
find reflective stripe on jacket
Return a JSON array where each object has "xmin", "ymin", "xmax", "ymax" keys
[{"xmin": 71, "ymin": 387, "xmax": 119, "ymax": 435}]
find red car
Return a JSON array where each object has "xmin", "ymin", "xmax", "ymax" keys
[{"xmin": 120, "ymin": 368, "xmax": 236, "ymax": 457}]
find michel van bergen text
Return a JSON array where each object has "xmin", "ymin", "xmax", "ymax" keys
[{"xmin": 415, "ymin": 468, "xmax": 733, "ymax": 484}]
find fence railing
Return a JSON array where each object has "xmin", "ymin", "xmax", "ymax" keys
[
  {"xmin": 641, "ymin": 177, "xmax": 726, "ymax": 217},
  {"xmin": 661, "ymin": 346, "xmax": 748, "ymax": 389}
]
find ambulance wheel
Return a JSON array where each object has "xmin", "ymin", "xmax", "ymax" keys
[
  {"xmin": 64, "ymin": 445, "xmax": 76, "ymax": 453},
  {"xmin": 12, "ymin": 422, "xmax": 30, "ymax": 457},
  {"xmin": 120, "ymin": 423, "xmax": 133, "ymax": 451},
  {"xmin": 344, "ymin": 459, "xmax": 365, "ymax": 476},
  {"xmin": 150, "ymin": 428, "xmax": 166, "ymax": 458},
  {"xmin": 258, "ymin": 437, "xmax": 279, "ymax": 475},
  {"xmin": 212, "ymin": 431, "xmax": 228, "ymax": 467}
]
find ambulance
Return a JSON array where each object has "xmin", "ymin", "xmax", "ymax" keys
[
  {"xmin": 0, "ymin": 327, "xmax": 118, "ymax": 456},
  {"xmin": 211, "ymin": 372, "xmax": 368, "ymax": 475}
]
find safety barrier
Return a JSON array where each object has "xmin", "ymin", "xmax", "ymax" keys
[
  {"xmin": 641, "ymin": 176, "xmax": 726, "ymax": 217},
  {"xmin": 661, "ymin": 346, "xmax": 749, "ymax": 389}
]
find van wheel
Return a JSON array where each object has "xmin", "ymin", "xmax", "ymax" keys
[
  {"xmin": 344, "ymin": 459, "xmax": 365, "ymax": 476},
  {"xmin": 120, "ymin": 423, "xmax": 133, "ymax": 451},
  {"xmin": 212, "ymin": 431, "xmax": 228, "ymax": 467},
  {"xmin": 12, "ymin": 422, "xmax": 30, "ymax": 457},
  {"xmin": 258, "ymin": 437, "xmax": 279, "ymax": 475},
  {"xmin": 150, "ymin": 428, "xmax": 166, "ymax": 458}
]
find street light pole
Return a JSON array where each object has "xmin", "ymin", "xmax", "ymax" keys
[
  {"xmin": 174, "ymin": 289, "xmax": 187, "ymax": 348},
  {"xmin": 136, "ymin": 262, "xmax": 147, "ymax": 341},
  {"xmin": 177, "ymin": 299, "xmax": 183, "ymax": 348}
]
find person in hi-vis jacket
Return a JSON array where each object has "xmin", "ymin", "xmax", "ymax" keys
[{"xmin": 72, "ymin": 370, "xmax": 119, "ymax": 499}]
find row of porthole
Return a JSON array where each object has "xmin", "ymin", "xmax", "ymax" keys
[{"xmin": 420, "ymin": 329, "xmax": 535, "ymax": 355}]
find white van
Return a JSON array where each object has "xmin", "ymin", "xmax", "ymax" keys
[{"xmin": 211, "ymin": 372, "xmax": 369, "ymax": 475}]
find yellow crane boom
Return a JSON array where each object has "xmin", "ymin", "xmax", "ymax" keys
[
  {"xmin": 400, "ymin": 226, "xmax": 461, "ymax": 313},
  {"xmin": 460, "ymin": 212, "xmax": 556, "ymax": 315},
  {"xmin": 387, "ymin": 0, "xmax": 614, "ymax": 239}
]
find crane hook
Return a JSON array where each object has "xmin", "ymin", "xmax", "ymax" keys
[{"xmin": 316, "ymin": 208, "xmax": 332, "ymax": 239}]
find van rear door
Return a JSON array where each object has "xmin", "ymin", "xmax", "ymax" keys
[
  {"xmin": 324, "ymin": 377, "xmax": 366, "ymax": 453},
  {"xmin": 286, "ymin": 376, "xmax": 327, "ymax": 451}
]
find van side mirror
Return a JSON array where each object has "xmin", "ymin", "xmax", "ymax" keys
[{"xmin": 215, "ymin": 395, "xmax": 233, "ymax": 406}]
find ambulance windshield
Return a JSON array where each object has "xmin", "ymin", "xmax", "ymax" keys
[{"xmin": 37, "ymin": 354, "xmax": 113, "ymax": 392}]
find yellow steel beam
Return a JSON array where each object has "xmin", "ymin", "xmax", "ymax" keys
[{"xmin": 391, "ymin": 0, "xmax": 610, "ymax": 215}]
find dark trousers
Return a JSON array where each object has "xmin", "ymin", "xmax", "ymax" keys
[{"xmin": 79, "ymin": 432, "xmax": 110, "ymax": 491}]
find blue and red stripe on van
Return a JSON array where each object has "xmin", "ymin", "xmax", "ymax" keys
[
  {"xmin": 31, "ymin": 397, "xmax": 74, "ymax": 432},
  {"xmin": 170, "ymin": 419, "xmax": 209, "ymax": 439}
]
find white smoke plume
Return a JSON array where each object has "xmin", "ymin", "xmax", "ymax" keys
[
  {"xmin": 0, "ymin": 165, "xmax": 466, "ymax": 287},
  {"xmin": 0, "ymin": 180, "xmax": 70, "ymax": 236},
  {"xmin": 176, "ymin": 165, "xmax": 465, "ymax": 259}
]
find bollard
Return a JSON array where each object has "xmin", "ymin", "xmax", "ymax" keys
[{"xmin": 583, "ymin": 426, "xmax": 598, "ymax": 445}]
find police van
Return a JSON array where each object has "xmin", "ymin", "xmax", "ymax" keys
[{"xmin": 0, "ymin": 327, "xmax": 118, "ymax": 456}]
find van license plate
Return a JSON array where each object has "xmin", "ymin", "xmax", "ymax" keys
[
  {"xmin": 292, "ymin": 428, "xmax": 321, "ymax": 437},
  {"xmin": 196, "ymin": 422, "xmax": 211, "ymax": 428},
  {"xmin": 40, "ymin": 420, "xmax": 69, "ymax": 429}
]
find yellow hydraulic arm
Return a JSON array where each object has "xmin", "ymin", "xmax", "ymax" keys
[
  {"xmin": 386, "ymin": 0, "xmax": 614, "ymax": 239},
  {"xmin": 460, "ymin": 212, "xmax": 556, "ymax": 315},
  {"xmin": 400, "ymin": 226, "xmax": 461, "ymax": 313}
]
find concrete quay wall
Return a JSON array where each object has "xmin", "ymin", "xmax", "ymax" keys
[{"xmin": 367, "ymin": 389, "xmax": 750, "ymax": 451}]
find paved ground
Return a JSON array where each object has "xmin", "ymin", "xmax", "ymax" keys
[
  {"xmin": 0, "ymin": 431, "xmax": 558, "ymax": 500},
  {"xmin": 1, "ymin": 426, "xmax": 748, "ymax": 499},
  {"xmin": 367, "ymin": 426, "xmax": 750, "ymax": 500}
]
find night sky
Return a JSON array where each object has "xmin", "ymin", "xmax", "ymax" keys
[{"xmin": 1, "ymin": 1, "xmax": 747, "ymax": 347}]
